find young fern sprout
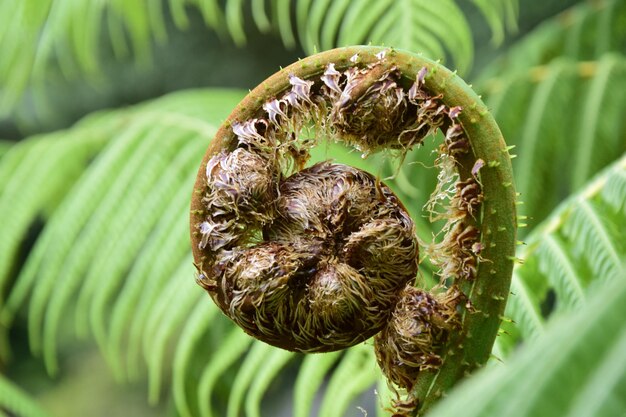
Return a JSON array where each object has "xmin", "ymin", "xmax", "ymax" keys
[{"xmin": 190, "ymin": 46, "xmax": 516, "ymax": 415}]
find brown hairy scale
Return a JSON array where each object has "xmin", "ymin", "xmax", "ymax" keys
[
  {"xmin": 374, "ymin": 286, "xmax": 462, "ymax": 390},
  {"xmin": 190, "ymin": 49, "xmax": 490, "ymax": 408}
]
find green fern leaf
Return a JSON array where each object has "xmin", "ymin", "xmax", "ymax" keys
[
  {"xmin": 429, "ymin": 260, "xmax": 626, "ymax": 417},
  {"xmin": 482, "ymin": 55, "xmax": 626, "ymax": 232},
  {"xmin": 0, "ymin": 375, "xmax": 50, "ymax": 417},
  {"xmin": 172, "ymin": 301, "xmax": 219, "ymax": 417},
  {"xmin": 87, "ymin": 147, "xmax": 201, "ymax": 358},
  {"xmin": 345, "ymin": 0, "xmax": 473, "ymax": 72},
  {"xmin": 0, "ymin": 124, "xmax": 112, "ymax": 326},
  {"xmin": 293, "ymin": 351, "xmax": 342, "ymax": 417},
  {"xmin": 144, "ymin": 259, "xmax": 203, "ymax": 404},
  {"xmin": 226, "ymin": 0, "xmax": 247, "ymax": 46},
  {"xmin": 480, "ymin": 0, "xmax": 626, "ymax": 79},
  {"xmin": 289, "ymin": 0, "xmax": 518, "ymax": 73},
  {"xmin": 563, "ymin": 198, "xmax": 623, "ymax": 280},
  {"xmin": 503, "ymin": 269, "xmax": 545, "ymax": 343},
  {"xmin": 472, "ymin": 0, "xmax": 518, "ymax": 45},
  {"xmin": 108, "ymin": 187, "xmax": 191, "ymax": 379},
  {"xmin": 498, "ymin": 154, "xmax": 626, "ymax": 355},
  {"xmin": 197, "ymin": 328, "xmax": 252, "ymax": 417},
  {"xmin": 37, "ymin": 120, "xmax": 200, "ymax": 374},
  {"xmin": 569, "ymin": 56, "xmax": 621, "ymax": 189},
  {"xmin": 244, "ymin": 348, "xmax": 294, "ymax": 417},
  {"xmin": 602, "ymin": 166, "xmax": 626, "ymax": 213},
  {"xmin": 227, "ymin": 342, "xmax": 274, "ymax": 417},
  {"xmin": 0, "ymin": 0, "xmax": 518, "ymax": 116},
  {"xmin": 275, "ymin": 0, "xmax": 297, "ymax": 48},
  {"xmin": 318, "ymin": 345, "xmax": 378, "ymax": 417},
  {"xmin": 534, "ymin": 234, "xmax": 585, "ymax": 309}
]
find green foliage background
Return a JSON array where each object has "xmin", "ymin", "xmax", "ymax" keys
[{"xmin": 0, "ymin": 1, "xmax": 625, "ymax": 416}]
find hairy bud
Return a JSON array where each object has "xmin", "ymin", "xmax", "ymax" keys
[{"xmin": 207, "ymin": 162, "xmax": 418, "ymax": 352}]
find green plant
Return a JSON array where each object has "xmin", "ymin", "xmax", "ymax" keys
[
  {"xmin": 0, "ymin": 1, "xmax": 625, "ymax": 417},
  {"xmin": 0, "ymin": 0, "xmax": 517, "ymax": 118}
]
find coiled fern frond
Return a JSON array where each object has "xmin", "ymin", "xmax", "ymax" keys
[{"xmin": 188, "ymin": 46, "xmax": 516, "ymax": 414}]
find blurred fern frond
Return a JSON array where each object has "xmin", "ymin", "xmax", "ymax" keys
[
  {"xmin": 478, "ymin": 0, "xmax": 626, "ymax": 229},
  {"xmin": 0, "ymin": 374, "xmax": 50, "ymax": 417},
  {"xmin": 0, "ymin": 141, "xmax": 12, "ymax": 158},
  {"xmin": 480, "ymin": 54, "xmax": 626, "ymax": 231},
  {"xmin": 496, "ymin": 154, "xmax": 626, "ymax": 357},
  {"xmin": 0, "ymin": 0, "xmax": 518, "ymax": 116},
  {"xmin": 430, "ymin": 257, "xmax": 626, "ymax": 417},
  {"xmin": 480, "ymin": 0, "xmax": 626, "ymax": 79}
]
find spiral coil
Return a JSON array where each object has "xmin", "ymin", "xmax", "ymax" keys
[{"xmin": 190, "ymin": 46, "xmax": 516, "ymax": 413}]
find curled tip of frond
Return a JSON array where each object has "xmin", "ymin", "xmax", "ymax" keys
[
  {"xmin": 374, "ymin": 286, "xmax": 462, "ymax": 390},
  {"xmin": 190, "ymin": 46, "xmax": 515, "ymax": 415},
  {"xmin": 200, "ymin": 161, "xmax": 419, "ymax": 352}
]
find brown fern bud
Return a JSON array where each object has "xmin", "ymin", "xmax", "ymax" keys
[
  {"xmin": 374, "ymin": 287, "xmax": 461, "ymax": 390},
  {"xmin": 207, "ymin": 161, "xmax": 418, "ymax": 352},
  {"xmin": 197, "ymin": 148, "xmax": 279, "ymax": 252}
]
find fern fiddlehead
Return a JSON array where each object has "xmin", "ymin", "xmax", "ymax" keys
[{"xmin": 190, "ymin": 46, "xmax": 516, "ymax": 415}]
